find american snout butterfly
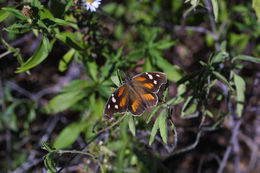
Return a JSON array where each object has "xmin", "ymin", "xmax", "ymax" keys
[{"xmin": 104, "ymin": 72, "xmax": 167, "ymax": 116}]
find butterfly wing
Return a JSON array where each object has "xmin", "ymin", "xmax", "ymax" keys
[
  {"xmin": 132, "ymin": 72, "xmax": 167, "ymax": 93},
  {"xmin": 103, "ymin": 84, "xmax": 129, "ymax": 117},
  {"xmin": 128, "ymin": 86, "xmax": 158, "ymax": 116}
]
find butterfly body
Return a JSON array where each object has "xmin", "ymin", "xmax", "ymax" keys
[{"xmin": 104, "ymin": 72, "xmax": 167, "ymax": 116}]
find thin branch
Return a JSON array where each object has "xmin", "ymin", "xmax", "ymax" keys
[
  {"xmin": 0, "ymin": 32, "xmax": 34, "ymax": 50},
  {"xmin": 239, "ymin": 132, "xmax": 259, "ymax": 173},
  {"xmin": 171, "ymin": 131, "xmax": 202, "ymax": 155},
  {"xmin": 204, "ymin": 0, "xmax": 220, "ymax": 51},
  {"xmin": 0, "ymin": 50, "xmax": 12, "ymax": 59}
]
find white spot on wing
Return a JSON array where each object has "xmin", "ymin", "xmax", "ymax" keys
[
  {"xmin": 148, "ymin": 74, "xmax": 153, "ymax": 79},
  {"xmin": 156, "ymin": 74, "xmax": 160, "ymax": 77},
  {"xmin": 108, "ymin": 104, "xmax": 110, "ymax": 109},
  {"xmin": 153, "ymin": 80, "xmax": 157, "ymax": 84},
  {"xmin": 145, "ymin": 72, "xmax": 148, "ymax": 75},
  {"xmin": 112, "ymin": 97, "xmax": 116, "ymax": 103},
  {"xmin": 115, "ymin": 105, "xmax": 118, "ymax": 109}
]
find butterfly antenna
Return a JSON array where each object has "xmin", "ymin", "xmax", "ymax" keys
[
  {"xmin": 120, "ymin": 70, "xmax": 131, "ymax": 83},
  {"xmin": 120, "ymin": 70, "xmax": 127, "ymax": 78}
]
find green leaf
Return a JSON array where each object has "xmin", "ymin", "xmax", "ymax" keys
[
  {"xmin": 50, "ymin": 18, "xmax": 78, "ymax": 29},
  {"xmin": 211, "ymin": 0, "xmax": 219, "ymax": 22},
  {"xmin": 0, "ymin": 9, "xmax": 10, "ymax": 22},
  {"xmin": 2, "ymin": 7, "xmax": 27, "ymax": 20},
  {"xmin": 234, "ymin": 73, "xmax": 245, "ymax": 117},
  {"xmin": 44, "ymin": 153, "xmax": 57, "ymax": 173},
  {"xmin": 111, "ymin": 75, "xmax": 121, "ymax": 87},
  {"xmin": 149, "ymin": 116, "xmax": 160, "ymax": 145},
  {"xmin": 158, "ymin": 109, "xmax": 168, "ymax": 144},
  {"xmin": 60, "ymin": 80, "xmax": 92, "ymax": 93},
  {"xmin": 212, "ymin": 71, "xmax": 233, "ymax": 91},
  {"xmin": 205, "ymin": 109, "xmax": 214, "ymax": 118},
  {"xmin": 154, "ymin": 56, "xmax": 184, "ymax": 82},
  {"xmin": 210, "ymin": 51, "xmax": 229, "ymax": 64},
  {"xmin": 65, "ymin": 0, "xmax": 74, "ymax": 12},
  {"xmin": 143, "ymin": 57, "xmax": 153, "ymax": 72},
  {"xmin": 146, "ymin": 105, "xmax": 161, "ymax": 124},
  {"xmin": 181, "ymin": 96, "xmax": 197, "ymax": 117},
  {"xmin": 59, "ymin": 49, "xmax": 75, "ymax": 72},
  {"xmin": 167, "ymin": 84, "xmax": 186, "ymax": 105},
  {"xmin": 233, "ymin": 55, "xmax": 260, "ymax": 64},
  {"xmin": 53, "ymin": 122, "xmax": 81, "ymax": 149},
  {"xmin": 4, "ymin": 101, "xmax": 22, "ymax": 131},
  {"xmin": 220, "ymin": 41, "xmax": 227, "ymax": 52},
  {"xmin": 229, "ymin": 33, "xmax": 250, "ymax": 53},
  {"xmin": 253, "ymin": 0, "xmax": 260, "ymax": 22},
  {"xmin": 16, "ymin": 37, "xmax": 55, "ymax": 73},
  {"xmin": 155, "ymin": 40, "xmax": 176, "ymax": 50},
  {"xmin": 55, "ymin": 32, "xmax": 84, "ymax": 50},
  {"xmin": 4, "ymin": 23, "xmax": 32, "ymax": 34},
  {"xmin": 87, "ymin": 62, "xmax": 98, "ymax": 81},
  {"xmin": 185, "ymin": 0, "xmax": 199, "ymax": 7},
  {"xmin": 42, "ymin": 141, "xmax": 55, "ymax": 152},
  {"xmin": 45, "ymin": 90, "xmax": 86, "ymax": 114},
  {"xmin": 31, "ymin": 0, "xmax": 42, "ymax": 7},
  {"xmin": 128, "ymin": 113, "xmax": 136, "ymax": 136}
]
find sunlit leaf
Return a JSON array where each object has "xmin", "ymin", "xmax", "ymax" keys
[
  {"xmin": 53, "ymin": 121, "xmax": 81, "ymax": 149},
  {"xmin": 181, "ymin": 96, "xmax": 197, "ymax": 117},
  {"xmin": 146, "ymin": 105, "xmax": 161, "ymax": 124},
  {"xmin": 60, "ymin": 80, "xmax": 93, "ymax": 93},
  {"xmin": 45, "ymin": 90, "xmax": 86, "ymax": 114},
  {"xmin": 211, "ymin": 0, "xmax": 219, "ymax": 21},
  {"xmin": 212, "ymin": 71, "xmax": 233, "ymax": 91},
  {"xmin": 59, "ymin": 49, "xmax": 75, "ymax": 72},
  {"xmin": 2, "ymin": 7, "xmax": 27, "ymax": 20},
  {"xmin": 128, "ymin": 113, "xmax": 136, "ymax": 136},
  {"xmin": 4, "ymin": 23, "xmax": 32, "ymax": 34},
  {"xmin": 149, "ymin": 116, "xmax": 160, "ymax": 145},
  {"xmin": 234, "ymin": 73, "xmax": 245, "ymax": 117},
  {"xmin": 16, "ymin": 37, "xmax": 55, "ymax": 73},
  {"xmin": 154, "ymin": 56, "xmax": 184, "ymax": 82},
  {"xmin": 253, "ymin": 0, "xmax": 260, "ymax": 22},
  {"xmin": 0, "ymin": 9, "xmax": 10, "ymax": 22},
  {"xmin": 210, "ymin": 51, "xmax": 229, "ymax": 64},
  {"xmin": 87, "ymin": 62, "xmax": 98, "ymax": 81},
  {"xmin": 158, "ymin": 109, "xmax": 168, "ymax": 144},
  {"xmin": 55, "ymin": 32, "xmax": 84, "ymax": 50},
  {"xmin": 154, "ymin": 40, "xmax": 176, "ymax": 50},
  {"xmin": 44, "ymin": 153, "xmax": 57, "ymax": 173},
  {"xmin": 233, "ymin": 55, "xmax": 260, "ymax": 64},
  {"xmin": 111, "ymin": 75, "xmax": 121, "ymax": 87}
]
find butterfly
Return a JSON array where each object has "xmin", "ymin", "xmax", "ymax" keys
[{"xmin": 104, "ymin": 72, "xmax": 167, "ymax": 117}]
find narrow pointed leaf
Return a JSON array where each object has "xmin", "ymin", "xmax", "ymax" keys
[
  {"xmin": 149, "ymin": 117, "xmax": 160, "ymax": 145},
  {"xmin": 128, "ymin": 114, "xmax": 136, "ymax": 136},
  {"xmin": 158, "ymin": 109, "xmax": 168, "ymax": 144},
  {"xmin": 53, "ymin": 122, "xmax": 81, "ymax": 149},
  {"xmin": 212, "ymin": 71, "xmax": 233, "ymax": 91},
  {"xmin": 234, "ymin": 73, "xmax": 245, "ymax": 117},
  {"xmin": 16, "ymin": 37, "xmax": 54, "ymax": 73}
]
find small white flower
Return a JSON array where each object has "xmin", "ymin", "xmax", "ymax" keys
[{"xmin": 83, "ymin": 0, "xmax": 101, "ymax": 12}]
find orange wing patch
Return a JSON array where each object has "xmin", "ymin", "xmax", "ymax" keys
[
  {"xmin": 142, "ymin": 93, "xmax": 155, "ymax": 101},
  {"xmin": 143, "ymin": 83, "xmax": 154, "ymax": 89},
  {"xmin": 120, "ymin": 96, "xmax": 127, "ymax": 107},
  {"xmin": 134, "ymin": 77, "xmax": 147, "ymax": 81},
  {"xmin": 118, "ymin": 85, "xmax": 126, "ymax": 97},
  {"xmin": 131, "ymin": 99, "xmax": 140, "ymax": 112}
]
